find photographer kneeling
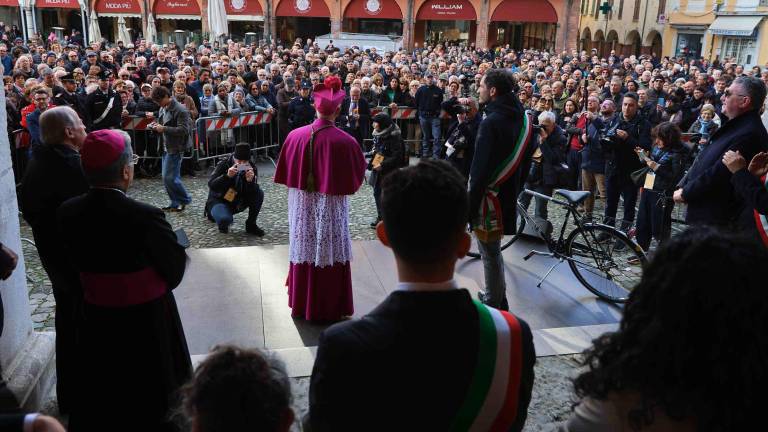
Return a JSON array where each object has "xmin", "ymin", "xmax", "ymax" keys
[
  {"xmin": 519, "ymin": 110, "xmax": 568, "ymax": 221},
  {"xmin": 205, "ymin": 143, "xmax": 265, "ymax": 235}
]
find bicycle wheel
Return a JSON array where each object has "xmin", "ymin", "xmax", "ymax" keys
[
  {"xmin": 565, "ymin": 224, "xmax": 646, "ymax": 303},
  {"xmin": 465, "ymin": 213, "xmax": 526, "ymax": 259}
]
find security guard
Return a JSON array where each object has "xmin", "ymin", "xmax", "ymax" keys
[
  {"xmin": 52, "ymin": 73, "xmax": 86, "ymax": 121},
  {"xmin": 288, "ymin": 80, "xmax": 315, "ymax": 131},
  {"xmin": 85, "ymin": 70, "xmax": 122, "ymax": 131}
]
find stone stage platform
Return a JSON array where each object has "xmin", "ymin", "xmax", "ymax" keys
[{"xmin": 175, "ymin": 238, "xmax": 622, "ymax": 376}]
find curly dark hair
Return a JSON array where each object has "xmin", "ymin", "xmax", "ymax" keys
[
  {"xmin": 180, "ymin": 345, "xmax": 292, "ymax": 432},
  {"xmin": 573, "ymin": 228, "xmax": 768, "ymax": 431},
  {"xmin": 651, "ymin": 121, "xmax": 682, "ymax": 150}
]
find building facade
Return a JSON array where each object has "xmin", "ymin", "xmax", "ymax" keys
[
  {"xmin": 7, "ymin": 0, "xmax": 582, "ymax": 53},
  {"xmin": 664, "ymin": 0, "xmax": 768, "ymax": 68},
  {"xmin": 578, "ymin": 0, "xmax": 666, "ymax": 58}
]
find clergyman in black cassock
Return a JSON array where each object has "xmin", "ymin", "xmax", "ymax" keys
[{"xmin": 57, "ymin": 129, "xmax": 192, "ymax": 432}]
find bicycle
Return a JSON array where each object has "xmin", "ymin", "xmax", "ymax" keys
[{"xmin": 468, "ymin": 189, "xmax": 647, "ymax": 303}]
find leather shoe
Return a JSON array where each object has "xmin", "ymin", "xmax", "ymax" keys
[{"xmin": 245, "ymin": 222, "xmax": 265, "ymax": 237}]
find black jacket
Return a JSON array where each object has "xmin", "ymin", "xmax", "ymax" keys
[
  {"xmin": 602, "ymin": 113, "xmax": 651, "ymax": 179},
  {"xmin": 682, "ymin": 110, "xmax": 768, "ymax": 226},
  {"xmin": 19, "ymin": 144, "xmax": 88, "ymax": 292},
  {"xmin": 85, "ymin": 87, "xmax": 123, "ymax": 131},
  {"xmin": 368, "ymin": 123, "xmax": 405, "ymax": 180},
  {"xmin": 469, "ymin": 93, "xmax": 535, "ymax": 234},
  {"xmin": 533, "ymin": 125, "xmax": 568, "ymax": 187},
  {"xmin": 445, "ymin": 115, "xmax": 480, "ymax": 178},
  {"xmin": 730, "ymin": 169, "xmax": 768, "ymax": 243},
  {"xmin": 308, "ymin": 289, "xmax": 535, "ymax": 432},
  {"xmin": 414, "ymin": 84, "xmax": 444, "ymax": 117},
  {"xmin": 204, "ymin": 156, "xmax": 260, "ymax": 216}
]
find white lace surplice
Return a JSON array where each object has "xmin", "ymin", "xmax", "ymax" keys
[{"xmin": 288, "ymin": 188, "xmax": 353, "ymax": 268}]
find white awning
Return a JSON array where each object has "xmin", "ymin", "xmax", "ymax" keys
[
  {"xmin": 156, "ymin": 14, "xmax": 201, "ymax": 21},
  {"xmin": 98, "ymin": 13, "xmax": 141, "ymax": 18},
  {"xmin": 227, "ymin": 15, "xmax": 264, "ymax": 22},
  {"xmin": 709, "ymin": 15, "xmax": 763, "ymax": 36}
]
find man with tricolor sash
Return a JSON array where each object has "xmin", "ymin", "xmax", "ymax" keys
[
  {"xmin": 723, "ymin": 150, "xmax": 768, "ymax": 248},
  {"xmin": 469, "ymin": 69, "xmax": 535, "ymax": 311},
  {"xmin": 308, "ymin": 160, "xmax": 535, "ymax": 432}
]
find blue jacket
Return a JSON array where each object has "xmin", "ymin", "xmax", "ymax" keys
[
  {"xmin": 681, "ymin": 109, "xmax": 768, "ymax": 226},
  {"xmin": 26, "ymin": 109, "xmax": 43, "ymax": 149},
  {"xmin": 0, "ymin": 55, "xmax": 12, "ymax": 76}
]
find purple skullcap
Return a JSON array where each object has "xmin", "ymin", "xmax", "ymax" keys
[{"xmin": 81, "ymin": 129, "xmax": 127, "ymax": 173}]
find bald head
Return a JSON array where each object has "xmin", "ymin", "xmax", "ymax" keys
[{"xmin": 41, "ymin": 106, "xmax": 86, "ymax": 149}]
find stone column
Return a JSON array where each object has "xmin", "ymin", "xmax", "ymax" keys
[
  {"xmin": 201, "ymin": 0, "xmax": 210, "ymax": 35},
  {"xmin": 0, "ymin": 75, "xmax": 56, "ymax": 410},
  {"xmin": 331, "ymin": 17, "xmax": 342, "ymax": 39},
  {"xmin": 24, "ymin": 3, "xmax": 36, "ymax": 38},
  {"xmin": 474, "ymin": 0, "xmax": 489, "ymax": 49}
]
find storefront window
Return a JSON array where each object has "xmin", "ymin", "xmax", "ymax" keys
[
  {"xmin": 722, "ymin": 37, "xmax": 757, "ymax": 66},
  {"xmin": 426, "ymin": 20, "xmax": 470, "ymax": 44},
  {"xmin": 675, "ymin": 33, "xmax": 702, "ymax": 59}
]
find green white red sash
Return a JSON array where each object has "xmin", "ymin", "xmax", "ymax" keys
[
  {"xmin": 476, "ymin": 113, "xmax": 533, "ymax": 242},
  {"xmin": 755, "ymin": 175, "xmax": 768, "ymax": 248},
  {"xmin": 451, "ymin": 300, "xmax": 523, "ymax": 432}
]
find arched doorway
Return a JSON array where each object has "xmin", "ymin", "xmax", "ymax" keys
[
  {"xmin": 624, "ymin": 30, "xmax": 641, "ymax": 56},
  {"xmin": 94, "ymin": 0, "xmax": 141, "ymax": 44},
  {"xmin": 645, "ymin": 30, "xmax": 662, "ymax": 57},
  {"xmin": 225, "ymin": 0, "xmax": 265, "ymax": 42},
  {"xmin": 606, "ymin": 29, "xmax": 619, "ymax": 58},
  {"xmin": 275, "ymin": 0, "xmax": 332, "ymax": 44},
  {"xmin": 581, "ymin": 27, "xmax": 592, "ymax": 52},
  {"xmin": 342, "ymin": 0, "xmax": 403, "ymax": 36},
  {"xmin": 153, "ymin": 0, "xmax": 203, "ymax": 46},
  {"xmin": 488, "ymin": 0, "xmax": 557, "ymax": 51},
  {"xmin": 593, "ymin": 29, "xmax": 605, "ymax": 59},
  {"xmin": 414, "ymin": 0, "xmax": 477, "ymax": 46}
]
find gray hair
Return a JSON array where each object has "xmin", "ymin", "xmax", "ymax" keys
[
  {"xmin": 538, "ymin": 110, "xmax": 556, "ymax": 125},
  {"xmin": 85, "ymin": 130, "xmax": 133, "ymax": 186},
  {"xmin": 40, "ymin": 106, "xmax": 79, "ymax": 147},
  {"xmin": 734, "ymin": 76, "xmax": 767, "ymax": 111}
]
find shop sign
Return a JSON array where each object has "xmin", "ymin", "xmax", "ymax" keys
[
  {"xmin": 416, "ymin": 0, "xmax": 475, "ymax": 20},
  {"xmin": 225, "ymin": 0, "xmax": 263, "ymax": 14},
  {"xmin": 97, "ymin": 0, "xmax": 141, "ymax": 13},
  {"xmin": 364, "ymin": 0, "xmax": 381, "ymax": 15},
  {"xmin": 294, "ymin": 0, "xmax": 311, "ymax": 14},
  {"xmin": 37, "ymin": 0, "xmax": 80, "ymax": 8},
  {"xmin": 154, "ymin": 0, "xmax": 200, "ymax": 14}
]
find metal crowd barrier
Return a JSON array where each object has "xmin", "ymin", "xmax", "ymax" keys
[
  {"xmin": 363, "ymin": 106, "xmax": 454, "ymax": 155},
  {"xmin": 194, "ymin": 111, "xmax": 278, "ymax": 165}
]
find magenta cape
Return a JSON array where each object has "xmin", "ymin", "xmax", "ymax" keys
[{"xmin": 274, "ymin": 118, "xmax": 366, "ymax": 195}]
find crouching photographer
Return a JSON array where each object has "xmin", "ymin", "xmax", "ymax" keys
[
  {"xmin": 519, "ymin": 111, "xmax": 568, "ymax": 221},
  {"xmin": 204, "ymin": 143, "xmax": 265, "ymax": 235}
]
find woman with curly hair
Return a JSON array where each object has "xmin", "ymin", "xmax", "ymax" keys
[{"xmin": 560, "ymin": 228, "xmax": 768, "ymax": 431}]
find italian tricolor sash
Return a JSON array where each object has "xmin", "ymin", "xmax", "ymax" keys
[
  {"xmin": 475, "ymin": 113, "xmax": 533, "ymax": 242},
  {"xmin": 450, "ymin": 300, "xmax": 524, "ymax": 432},
  {"xmin": 755, "ymin": 175, "xmax": 768, "ymax": 248}
]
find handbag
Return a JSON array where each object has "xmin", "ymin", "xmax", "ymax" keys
[{"xmin": 631, "ymin": 166, "xmax": 651, "ymax": 187}]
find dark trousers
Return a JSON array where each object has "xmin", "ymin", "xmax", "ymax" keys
[
  {"xmin": 50, "ymin": 282, "xmax": 79, "ymax": 414},
  {"xmin": 210, "ymin": 186, "xmax": 265, "ymax": 228},
  {"xmin": 604, "ymin": 174, "xmax": 638, "ymax": 227},
  {"xmin": 566, "ymin": 149, "xmax": 582, "ymax": 190},
  {"xmin": 373, "ymin": 176, "xmax": 382, "ymax": 219},
  {"xmin": 635, "ymin": 188, "xmax": 674, "ymax": 250}
]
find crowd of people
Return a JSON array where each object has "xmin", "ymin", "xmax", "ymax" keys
[{"xmin": 1, "ymin": 27, "xmax": 768, "ymax": 431}]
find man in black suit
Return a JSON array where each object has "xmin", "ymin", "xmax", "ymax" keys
[
  {"xmin": 308, "ymin": 160, "xmax": 535, "ymax": 431},
  {"xmin": 675, "ymin": 76, "xmax": 768, "ymax": 227},
  {"xmin": 18, "ymin": 106, "xmax": 89, "ymax": 414},
  {"xmin": 57, "ymin": 129, "xmax": 192, "ymax": 431},
  {"xmin": 337, "ymin": 86, "xmax": 370, "ymax": 148}
]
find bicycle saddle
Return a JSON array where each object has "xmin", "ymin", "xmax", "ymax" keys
[{"xmin": 554, "ymin": 189, "xmax": 591, "ymax": 205}]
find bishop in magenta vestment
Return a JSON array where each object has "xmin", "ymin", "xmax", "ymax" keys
[{"xmin": 274, "ymin": 78, "xmax": 366, "ymax": 321}]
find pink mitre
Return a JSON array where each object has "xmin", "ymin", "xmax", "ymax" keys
[{"xmin": 314, "ymin": 76, "xmax": 346, "ymax": 115}]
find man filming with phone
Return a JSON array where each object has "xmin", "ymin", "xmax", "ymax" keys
[{"xmin": 204, "ymin": 143, "xmax": 265, "ymax": 235}]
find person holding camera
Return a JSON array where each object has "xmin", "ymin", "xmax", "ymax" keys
[
  {"xmin": 149, "ymin": 85, "xmax": 192, "ymax": 212},
  {"xmin": 368, "ymin": 112, "xmax": 405, "ymax": 228},
  {"xmin": 633, "ymin": 122, "xmax": 686, "ymax": 253},
  {"xmin": 205, "ymin": 143, "xmax": 265, "ymax": 235},
  {"xmin": 443, "ymin": 101, "xmax": 480, "ymax": 179},
  {"xmin": 602, "ymin": 92, "xmax": 651, "ymax": 236},
  {"xmin": 519, "ymin": 111, "xmax": 568, "ymax": 221},
  {"xmin": 579, "ymin": 99, "xmax": 614, "ymax": 221}
]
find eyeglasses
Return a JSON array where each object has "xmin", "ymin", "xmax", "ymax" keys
[
  {"xmin": 130, "ymin": 154, "xmax": 140, "ymax": 166},
  {"xmin": 724, "ymin": 90, "xmax": 748, "ymax": 99}
]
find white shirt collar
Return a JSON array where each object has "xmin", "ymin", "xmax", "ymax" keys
[{"xmin": 396, "ymin": 279, "xmax": 458, "ymax": 292}]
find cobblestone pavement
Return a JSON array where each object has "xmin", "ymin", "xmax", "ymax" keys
[{"xmin": 21, "ymin": 165, "xmax": 665, "ymax": 332}]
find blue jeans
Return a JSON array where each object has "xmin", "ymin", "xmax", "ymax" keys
[
  {"xmin": 478, "ymin": 239, "xmax": 508, "ymax": 309},
  {"xmin": 419, "ymin": 116, "xmax": 441, "ymax": 158},
  {"xmin": 210, "ymin": 185, "xmax": 265, "ymax": 228},
  {"xmin": 162, "ymin": 152, "xmax": 191, "ymax": 207}
]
